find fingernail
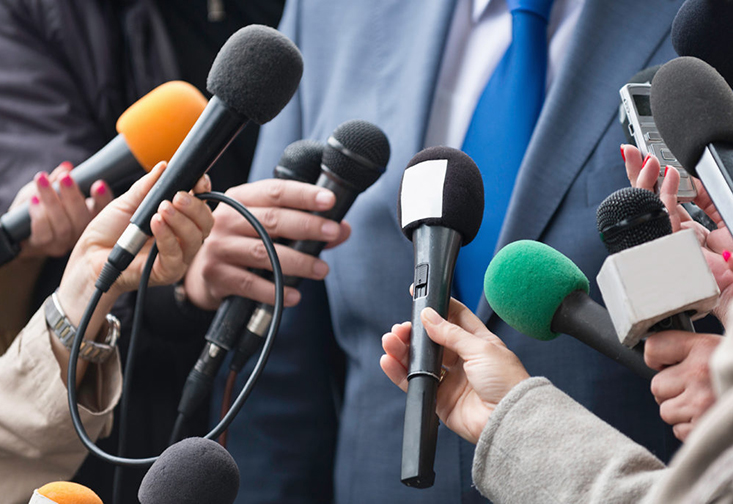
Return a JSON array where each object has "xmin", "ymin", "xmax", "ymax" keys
[
  {"xmin": 641, "ymin": 154, "xmax": 651, "ymax": 169},
  {"xmin": 175, "ymin": 191, "xmax": 192, "ymax": 206},
  {"xmin": 59, "ymin": 161, "xmax": 73, "ymax": 171},
  {"xmin": 620, "ymin": 145, "xmax": 626, "ymax": 162},
  {"xmin": 664, "ymin": 165, "xmax": 670, "ymax": 177},
  {"xmin": 95, "ymin": 183, "xmax": 107, "ymax": 196},
  {"xmin": 160, "ymin": 201, "xmax": 175, "ymax": 216},
  {"xmin": 61, "ymin": 174, "xmax": 73, "ymax": 187},
  {"xmin": 421, "ymin": 307, "xmax": 442, "ymax": 325},
  {"xmin": 37, "ymin": 172, "xmax": 50, "ymax": 188},
  {"xmin": 724, "ymin": 250, "xmax": 731, "ymax": 262},
  {"xmin": 312, "ymin": 260, "xmax": 329, "ymax": 278},
  {"xmin": 315, "ymin": 191, "xmax": 334, "ymax": 208},
  {"xmin": 322, "ymin": 221, "xmax": 340, "ymax": 238},
  {"xmin": 285, "ymin": 289, "xmax": 301, "ymax": 306},
  {"xmin": 31, "ymin": 195, "xmax": 39, "ymax": 205}
]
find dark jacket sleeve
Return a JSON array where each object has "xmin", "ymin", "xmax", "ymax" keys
[{"xmin": 0, "ymin": 0, "xmax": 124, "ymax": 212}]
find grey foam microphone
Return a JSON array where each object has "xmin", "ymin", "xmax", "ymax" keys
[
  {"xmin": 397, "ymin": 146, "xmax": 484, "ymax": 489},
  {"xmin": 233, "ymin": 120, "xmax": 390, "ymax": 359},
  {"xmin": 651, "ymin": 56, "xmax": 733, "ymax": 234},
  {"xmin": 672, "ymin": 0, "xmax": 733, "ymax": 87},
  {"xmin": 138, "ymin": 438, "xmax": 239, "ymax": 504},
  {"xmin": 101, "ymin": 25, "xmax": 303, "ymax": 290},
  {"xmin": 596, "ymin": 187, "xmax": 718, "ymax": 347}
]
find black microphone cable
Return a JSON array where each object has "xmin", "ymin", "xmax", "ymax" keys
[{"xmin": 67, "ymin": 191, "xmax": 284, "ymax": 473}]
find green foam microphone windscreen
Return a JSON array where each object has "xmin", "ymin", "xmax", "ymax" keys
[{"xmin": 484, "ymin": 240, "xmax": 589, "ymax": 341}]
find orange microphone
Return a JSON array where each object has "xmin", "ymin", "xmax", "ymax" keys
[
  {"xmin": 0, "ymin": 80, "xmax": 208, "ymax": 265},
  {"xmin": 29, "ymin": 482, "xmax": 102, "ymax": 504}
]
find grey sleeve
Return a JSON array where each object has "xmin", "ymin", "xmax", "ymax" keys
[{"xmin": 472, "ymin": 377, "xmax": 667, "ymax": 504}]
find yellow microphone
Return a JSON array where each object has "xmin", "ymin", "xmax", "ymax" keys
[{"xmin": 29, "ymin": 482, "xmax": 102, "ymax": 504}]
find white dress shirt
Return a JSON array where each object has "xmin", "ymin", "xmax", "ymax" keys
[{"xmin": 424, "ymin": 0, "xmax": 586, "ymax": 149}]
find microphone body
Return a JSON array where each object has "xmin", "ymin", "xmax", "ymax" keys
[
  {"xmin": 109, "ymin": 97, "xmax": 247, "ymax": 272},
  {"xmin": 0, "ymin": 135, "xmax": 142, "ymax": 266},
  {"xmin": 552, "ymin": 290, "xmax": 654, "ymax": 380},
  {"xmin": 401, "ymin": 224, "xmax": 462, "ymax": 488},
  {"xmin": 693, "ymin": 143, "xmax": 733, "ymax": 232}
]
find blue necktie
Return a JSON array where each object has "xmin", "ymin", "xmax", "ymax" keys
[{"xmin": 454, "ymin": 0, "xmax": 555, "ymax": 307}]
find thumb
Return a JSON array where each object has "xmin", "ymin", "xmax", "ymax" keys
[{"xmin": 112, "ymin": 161, "xmax": 167, "ymax": 214}]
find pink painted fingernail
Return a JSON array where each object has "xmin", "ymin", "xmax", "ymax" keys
[
  {"xmin": 61, "ymin": 174, "xmax": 73, "ymax": 187},
  {"xmin": 620, "ymin": 145, "xmax": 626, "ymax": 162},
  {"xmin": 59, "ymin": 161, "xmax": 73, "ymax": 171},
  {"xmin": 664, "ymin": 166, "xmax": 670, "ymax": 177},
  {"xmin": 95, "ymin": 183, "xmax": 107, "ymax": 196},
  {"xmin": 37, "ymin": 172, "xmax": 50, "ymax": 188},
  {"xmin": 723, "ymin": 250, "xmax": 731, "ymax": 262},
  {"xmin": 641, "ymin": 154, "xmax": 651, "ymax": 169},
  {"xmin": 31, "ymin": 195, "xmax": 40, "ymax": 205}
]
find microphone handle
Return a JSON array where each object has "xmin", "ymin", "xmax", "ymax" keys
[
  {"xmin": 695, "ymin": 142, "xmax": 733, "ymax": 233},
  {"xmin": 551, "ymin": 290, "xmax": 656, "ymax": 380},
  {"xmin": 0, "ymin": 135, "xmax": 142, "ymax": 266},
  {"xmin": 650, "ymin": 312, "xmax": 696, "ymax": 333},
  {"xmin": 401, "ymin": 225, "xmax": 462, "ymax": 489}
]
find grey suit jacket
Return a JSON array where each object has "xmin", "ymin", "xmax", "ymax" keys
[{"xmin": 226, "ymin": 0, "xmax": 689, "ymax": 502}]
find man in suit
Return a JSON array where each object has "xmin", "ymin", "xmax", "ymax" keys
[{"xmin": 183, "ymin": 0, "xmax": 689, "ymax": 501}]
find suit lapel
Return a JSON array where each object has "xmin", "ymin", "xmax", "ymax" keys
[{"xmin": 476, "ymin": 0, "xmax": 684, "ymax": 321}]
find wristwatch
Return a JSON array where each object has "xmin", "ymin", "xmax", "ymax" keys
[{"xmin": 44, "ymin": 291, "xmax": 120, "ymax": 363}]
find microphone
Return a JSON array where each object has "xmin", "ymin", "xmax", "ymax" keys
[
  {"xmin": 672, "ymin": 0, "xmax": 733, "ymax": 86},
  {"xmin": 229, "ymin": 120, "xmax": 391, "ymax": 373},
  {"xmin": 596, "ymin": 187, "xmax": 718, "ymax": 346},
  {"xmin": 0, "ymin": 80, "xmax": 207, "ymax": 266},
  {"xmin": 177, "ymin": 140, "xmax": 325, "ymax": 421},
  {"xmin": 138, "ymin": 438, "xmax": 239, "ymax": 504},
  {"xmin": 651, "ymin": 56, "xmax": 733, "ymax": 234},
  {"xmin": 484, "ymin": 240, "xmax": 656, "ymax": 380},
  {"xmin": 29, "ymin": 482, "xmax": 102, "ymax": 503},
  {"xmin": 397, "ymin": 146, "xmax": 484, "ymax": 489},
  {"xmin": 100, "ymin": 25, "xmax": 303, "ymax": 290}
]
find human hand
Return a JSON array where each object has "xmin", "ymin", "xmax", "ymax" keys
[
  {"xmin": 57, "ymin": 162, "xmax": 214, "ymax": 329},
  {"xmin": 645, "ymin": 330, "xmax": 722, "ymax": 440},
  {"xmin": 9, "ymin": 162, "xmax": 113, "ymax": 259},
  {"xmin": 622, "ymin": 144, "xmax": 733, "ymax": 323},
  {"xmin": 183, "ymin": 178, "xmax": 351, "ymax": 310},
  {"xmin": 380, "ymin": 298, "xmax": 530, "ymax": 445}
]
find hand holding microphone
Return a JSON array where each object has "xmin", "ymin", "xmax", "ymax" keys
[{"xmin": 381, "ymin": 298, "xmax": 529, "ymax": 445}]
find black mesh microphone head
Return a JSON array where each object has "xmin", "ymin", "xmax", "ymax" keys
[
  {"xmin": 672, "ymin": 0, "xmax": 733, "ymax": 87},
  {"xmin": 619, "ymin": 65, "xmax": 662, "ymax": 145},
  {"xmin": 138, "ymin": 438, "xmax": 240, "ymax": 504},
  {"xmin": 651, "ymin": 57, "xmax": 733, "ymax": 172},
  {"xmin": 398, "ymin": 146, "xmax": 484, "ymax": 245},
  {"xmin": 207, "ymin": 24, "xmax": 303, "ymax": 125},
  {"xmin": 274, "ymin": 139, "xmax": 324, "ymax": 183},
  {"xmin": 321, "ymin": 119, "xmax": 391, "ymax": 192},
  {"xmin": 597, "ymin": 187, "xmax": 672, "ymax": 254}
]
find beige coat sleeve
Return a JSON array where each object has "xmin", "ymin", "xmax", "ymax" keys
[
  {"xmin": 472, "ymin": 377, "xmax": 666, "ymax": 504},
  {"xmin": 0, "ymin": 307, "xmax": 121, "ymax": 504}
]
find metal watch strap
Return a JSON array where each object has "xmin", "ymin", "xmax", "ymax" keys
[{"xmin": 44, "ymin": 291, "xmax": 119, "ymax": 363}]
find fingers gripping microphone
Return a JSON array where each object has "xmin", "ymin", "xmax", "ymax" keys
[
  {"xmin": 672, "ymin": 0, "xmax": 733, "ymax": 87},
  {"xmin": 596, "ymin": 187, "xmax": 718, "ymax": 346},
  {"xmin": 99, "ymin": 25, "xmax": 303, "ymax": 291},
  {"xmin": 397, "ymin": 146, "xmax": 484, "ymax": 488},
  {"xmin": 484, "ymin": 240, "xmax": 656, "ymax": 379},
  {"xmin": 30, "ymin": 482, "xmax": 103, "ymax": 503},
  {"xmin": 651, "ymin": 57, "xmax": 733, "ymax": 234},
  {"xmin": 231, "ymin": 120, "xmax": 391, "ymax": 370},
  {"xmin": 138, "ymin": 438, "xmax": 239, "ymax": 504},
  {"xmin": 177, "ymin": 140, "xmax": 325, "ymax": 420},
  {"xmin": 0, "ymin": 81, "xmax": 207, "ymax": 266}
]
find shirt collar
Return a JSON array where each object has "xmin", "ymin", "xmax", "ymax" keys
[{"xmin": 472, "ymin": 0, "xmax": 494, "ymax": 23}]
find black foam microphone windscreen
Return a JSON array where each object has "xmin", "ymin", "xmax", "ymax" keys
[
  {"xmin": 672, "ymin": 0, "xmax": 733, "ymax": 87},
  {"xmin": 138, "ymin": 438, "xmax": 240, "ymax": 504},
  {"xmin": 398, "ymin": 146, "xmax": 484, "ymax": 245},
  {"xmin": 651, "ymin": 57, "xmax": 733, "ymax": 171}
]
